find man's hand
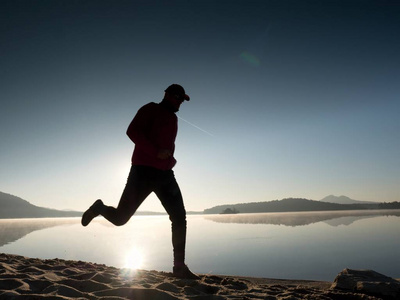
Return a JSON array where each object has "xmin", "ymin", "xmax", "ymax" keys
[{"xmin": 157, "ymin": 149, "xmax": 172, "ymax": 160}]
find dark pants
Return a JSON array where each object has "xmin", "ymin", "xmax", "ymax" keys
[{"xmin": 101, "ymin": 165, "xmax": 187, "ymax": 266}]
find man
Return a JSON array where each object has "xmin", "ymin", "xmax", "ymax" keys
[{"xmin": 81, "ymin": 84, "xmax": 198, "ymax": 279}]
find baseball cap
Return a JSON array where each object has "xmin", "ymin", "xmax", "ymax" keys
[{"xmin": 165, "ymin": 84, "xmax": 190, "ymax": 101}]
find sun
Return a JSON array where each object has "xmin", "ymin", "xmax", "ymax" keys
[{"xmin": 123, "ymin": 248, "xmax": 144, "ymax": 270}]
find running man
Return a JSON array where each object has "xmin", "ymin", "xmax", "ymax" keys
[{"xmin": 81, "ymin": 84, "xmax": 198, "ymax": 279}]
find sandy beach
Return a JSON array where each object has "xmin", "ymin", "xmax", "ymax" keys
[{"xmin": 1, "ymin": 253, "xmax": 396, "ymax": 299}]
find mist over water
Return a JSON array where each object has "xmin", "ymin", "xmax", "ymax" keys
[{"xmin": 1, "ymin": 210, "xmax": 399, "ymax": 281}]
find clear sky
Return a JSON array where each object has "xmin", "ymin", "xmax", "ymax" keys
[{"xmin": 1, "ymin": 0, "xmax": 399, "ymax": 212}]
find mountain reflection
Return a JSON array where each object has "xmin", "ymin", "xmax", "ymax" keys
[
  {"xmin": 204, "ymin": 210, "xmax": 400, "ymax": 227},
  {"xmin": 0, "ymin": 218, "xmax": 79, "ymax": 247}
]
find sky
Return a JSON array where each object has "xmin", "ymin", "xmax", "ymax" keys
[{"xmin": 1, "ymin": 0, "xmax": 399, "ymax": 212}]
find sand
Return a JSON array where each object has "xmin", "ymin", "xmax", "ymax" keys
[{"xmin": 0, "ymin": 253, "xmax": 384, "ymax": 299}]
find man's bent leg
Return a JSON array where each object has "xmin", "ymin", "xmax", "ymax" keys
[
  {"xmin": 103, "ymin": 166, "xmax": 153, "ymax": 226},
  {"xmin": 86, "ymin": 166, "xmax": 152, "ymax": 226}
]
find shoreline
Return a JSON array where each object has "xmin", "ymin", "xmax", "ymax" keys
[{"xmin": 1, "ymin": 253, "xmax": 395, "ymax": 299}]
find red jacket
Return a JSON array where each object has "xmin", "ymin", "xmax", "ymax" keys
[{"xmin": 127, "ymin": 102, "xmax": 178, "ymax": 170}]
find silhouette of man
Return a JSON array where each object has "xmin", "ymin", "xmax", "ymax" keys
[{"xmin": 81, "ymin": 84, "xmax": 198, "ymax": 279}]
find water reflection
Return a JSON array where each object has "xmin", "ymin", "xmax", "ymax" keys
[
  {"xmin": 0, "ymin": 218, "xmax": 79, "ymax": 247},
  {"xmin": 204, "ymin": 210, "xmax": 400, "ymax": 227},
  {"xmin": 0, "ymin": 213, "xmax": 399, "ymax": 280}
]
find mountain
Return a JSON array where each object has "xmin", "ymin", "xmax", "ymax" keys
[
  {"xmin": 319, "ymin": 195, "xmax": 378, "ymax": 205},
  {"xmin": 203, "ymin": 197, "xmax": 382, "ymax": 214},
  {"xmin": 0, "ymin": 191, "xmax": 82, "ymax": 219},
  {"xmin": 203, "ymin": 198, "xmax": 376, "ymax": 214}
]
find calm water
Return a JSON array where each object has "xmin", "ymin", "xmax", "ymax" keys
[{"xmin": 1, "ymin": 210, "xmax": 399, "ymax": 281}]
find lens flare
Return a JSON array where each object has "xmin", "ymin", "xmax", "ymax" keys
[{"xmin": 240, "ymin": 51, "xmax": 260, "ymax": 67}]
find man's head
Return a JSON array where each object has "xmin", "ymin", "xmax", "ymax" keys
[{"xmin": 164, "ymin": 84, "xmax": 190, "ymax": 111}]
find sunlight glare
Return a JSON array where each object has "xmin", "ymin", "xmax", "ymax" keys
[{"xmin": 123, "ymin": 248, "xmax": 144, "ymax": 270}]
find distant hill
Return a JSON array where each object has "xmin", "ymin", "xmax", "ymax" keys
[
  {"xmin": 0, "ymin": 191, "xmax": 82, "ymax": 219},
  {"xmin": 319, "ymin": 195, "xmax": 378, "ymax": 205},
  {"xmin": 203, "ymin": 197, "xmax": 382, "ymax": 214}
]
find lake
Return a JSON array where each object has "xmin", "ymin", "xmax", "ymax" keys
[{"xmin": 1, "ymin": 210, "xmax": 399, "ymax": 281}]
